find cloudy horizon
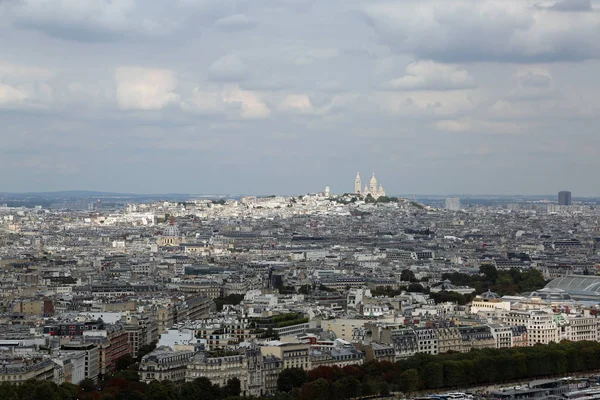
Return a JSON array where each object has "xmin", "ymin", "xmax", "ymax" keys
[{"xmin": 1, "ymin": 0, "xmax": 599, "ymax": 196}]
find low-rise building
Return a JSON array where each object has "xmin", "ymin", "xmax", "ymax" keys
[{"xmin": 139, "ymin": 347, "xmax": 196, "ymax": 384}]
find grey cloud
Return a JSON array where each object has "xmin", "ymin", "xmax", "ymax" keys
[
  {"xmin": 549, "ymin": 0, "xmax": 592, "ymax": 11},
  {"xmin": 1, "ymin": 0, "xmax": 224, "ymax": 42},
  {"xmin": 363, "ymin": 0, "xmax": 600, "ymax": 63},
  {"xmin": 518, "ymin": 71, "xmax": 553, "ymax": 88},
  {"xmin": 213, "ymin": 14, "xmax": 256, "ymax": 31},
  {"xmin": 4, "ymin": 0, "xmax": 600, "ymax": 195},
  {"xmin": 208, "ymin": 54, "xmax": 247, "ymax": 82},
  {"xmin": 4, "ymin": 0, "xmax": 138, "ymax": 42}
]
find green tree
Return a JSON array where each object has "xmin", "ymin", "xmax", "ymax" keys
[
  {"xmin": 298, "ymin": 285, "xmax": 311, "ymax": 295},
  {"xmin": 360, "ymin": 378, "xmax": 377, "ymax": 396},
  {"xmin": 137, "ymin": 341, "xmax": 158, "ymax": 362},
  {"xmin": 407, "ymin": 283, "xmax": 425, "ymax": 293},
  {"xmin": 223, "ymin": 377, "xmax": 241, "ymax": 397},
  {"xmin": 115, "ymin": 389, "xmax": 144, "ymax": 400},
  {"xmin": 277, "ymin": 367, "xmax": 308, "ymax": 393},
  {"xmin": 214, "ymin": 294, "xmax": 244, "ymax": 311},
  {"xmin": 0, "ymin": 382, "xmax": 18, "ymax": 400},
  {"xmin": 80, "ymin": 378, "xmax": 96, "ymax": 393},
  {"xmin": 401, "ymin": 269, "xmax": 416, "ymax": 282},
  {"xmin": 399, "ymin": 368, "xmax": 419, "ymax": 394},
  {"xmin": 378, "ymin": 381, "xmax": 390, "ymax": 396},
  {"xmin": 480, "ymin": 264, "xmax": 498, "ymax": 284},
  {"xmin": 443, "ymin": 360, "xmax": 464, "ymax": 388},
  {"xmin": 422, "ymin": 363, "xmax": 444, "ymax": 389},
  {"xmin": 114, "ymin": 370, "xmax": 140, "ymax": 382},
  {"xmin": 145, "ymin": 380, "xmax": 178, "ymax": 400},
  {"xmin": 334, "ymin": 376, "xmax": 361, "ymax": 399},
  {"xmin": 116, "ymin": 354, "xmax": 136, "ymax": 371},
  {"xmin": 57, "ymin": 382, "xmax": 79, "ymax": 400},
  {"xmin": 18, "ymin": 380, "xmax": 62, "ymax": 400}
]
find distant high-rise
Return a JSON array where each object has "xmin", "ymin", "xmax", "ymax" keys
[
  {"xmin": 445, "ymin": 197, "xmax": 461, "ymax": 211},
  {"xmin": 558, "ymin": 191, "xmax": 572, "ymax": 206}
]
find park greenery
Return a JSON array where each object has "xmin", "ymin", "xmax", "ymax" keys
[
  {"xmin": 441, "ymin": 264, "xmax": 547, "ymax": 296},
  {"xmin": 213, "ymin": 294, "xmax": 244, "ymax": 311},
  {"xmin": 371, "ymin": 266, "xmax": 547, "ymax": 305},
  {"xmin": 2, "ymin": 340, "xmax": 600, "ymax": 399}
]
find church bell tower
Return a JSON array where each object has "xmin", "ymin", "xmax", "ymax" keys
[{"xmin": 354, "ymin": 172, "xmax": 362, "ymax": 194}]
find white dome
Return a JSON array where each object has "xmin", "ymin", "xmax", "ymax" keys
[{"xmin": 369, "ymin": 174, "xmax": 377, "ymax": 186}]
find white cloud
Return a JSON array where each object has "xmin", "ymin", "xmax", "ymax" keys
[
  {"xmin": 385, "ymin": 60, "xmax": 476, "ymax": 91},
  {"xmin": 222, "ymin": 85, "xmax": 270, "ymax": 119},
  {"xmin": 181, "ymin": 87, "xmax": 229, "ymax": 115},
  {"xmin": 279, "ymin": 94, "xmax": 314, "ymax": 113},
  {"xmin": 374, "ymin": 89, "xmax": 482, "ymax": 117},
  {"xmin": 0, "ymin": 62, "xmax": 54, "ymax": 81},
  {"xmin": 182, "ymin": 84, "xmax": 270, "ymax": 119},
  {"xmin": 0, "ymin": 83, "xmax": 27, "ymax": 107},
  {"xmin": 434, "ymin": 118, "xmax": 521, "ymax": 134},
  {"xmin": 0, "ymin": 62, "xmax": 54, "ymax": 109},
  {"xmin": 114, "ymin": 67, "xmax": 180, "ymax": 110},
  {"xmin": 208, "ymin": 54, "xmax": 247, "ymax": 82}
]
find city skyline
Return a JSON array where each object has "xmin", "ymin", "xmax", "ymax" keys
[{"xmin": 2, "ymin": 0, "xmax": 600, "ymax": 195}]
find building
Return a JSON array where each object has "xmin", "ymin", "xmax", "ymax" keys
[
  {"xmin": 139, "ymin": 347, "xmax": 196, "ymax": 384},
  {"xmin": 470, "ymin": 291, "xmax": 511, "ymax": 316},
  {"xmin": 354, "ymin": 172, "xmax": 386, "ymax": 199},
  {"xmin": 123, "ymin": 314, "xmax": 157, "ymax": 358},
  {"xmin": 185, "ymin": 351, "xmax": 245, "ymax": 387},
  {"xmin": 0, "ymin": 356, "xmax": 55, "ymax": 384},
  {"xmin": 459, "ymin": 325, "xmax": 496, "ymax": 350},
  {"xmin": 185, "ymin": 348, "xmax": 282, "ymax": 397},
  {"xmin": 54, "ymin": 352, "xmax": 86, "ymax": 384},
  {"xmin": 354, "ymin": 173, "xmax": 362, "ymax": 194},
  {"xmin": 489, "ymin": 324, "xmax": 514, "ymax": 349},
  {"xmin": 83, "ymin": 322, "xmax": 132, "ymax": 376},
  {"xmin": 390, "ymin": 329, "xmax": 418, "ymax": 359},
  {"xmin": 430, "ymin": 279, "xmax": 476, "ymax": 295},
  {"xmin": 415, "ymin": 328, "xmax": 439, "ymax": 355},
  {"xmin": 436, "ymin": 326, "xmax": 463, "ymax": 353},
  {"xmin": 445, "ymin": 197, "xmax": 461, "ymax": 211},
  {"xmin": 500, "ymin": 310, "xmax": 558, "ymax": 346},
  {"xmin": 558, "ymin": 191, "xmax": 572, "ymax": 206},
  {"xmin": 260, "ymin": 340, "xmax": 311, "ymax": 370},
  {"xmin": 60, "ymin": 342, "xmax": 100, "ymax": 382},
  {"xmin": 545, "ymin": 276, "xmax": 600, "ymax": 301},
  {"xmin": 361, "ymin": 342, "xmax": 395, "ymax": 362}
]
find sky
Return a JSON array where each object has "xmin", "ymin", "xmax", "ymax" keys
[{"xmin": 1, "ymin": 0, "xmax": 600, "ymax": 196}]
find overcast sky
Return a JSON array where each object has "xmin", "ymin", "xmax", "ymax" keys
[{"xmin": 1, "ymin": 0, "xmax": 599, "ymax": 196}]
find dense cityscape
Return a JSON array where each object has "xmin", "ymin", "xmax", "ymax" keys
[
  {"xmin": 3, "ymin": 0, "xmax": 600, "ymax": 399},
  {"xmin": 0, "ymin": 178, "xmax": 600, "ymax": 399}
]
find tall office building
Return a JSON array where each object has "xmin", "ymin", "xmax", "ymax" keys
[
  {"xmin": 445, "ymin": 197, "xmax": 461, "ymax": 211},
  {"xmin": 558, "ymin": 191, "xmax": 572, "ymax": 206}
]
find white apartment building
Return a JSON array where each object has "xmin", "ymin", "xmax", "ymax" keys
[
  {"xmin": 415, "ymin": 328, "xmax": 439, "ymax": 355},
  {"xmin": 564, "ymin": 315, "xmax": 598, "ymax": 342},
  {"xmin": 499, "ymin": 310, "xmax": 558, "ymax": 346},
  {"xmin": 489, "ymin": 325, "xmax": 514, "ymax": 349}
]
